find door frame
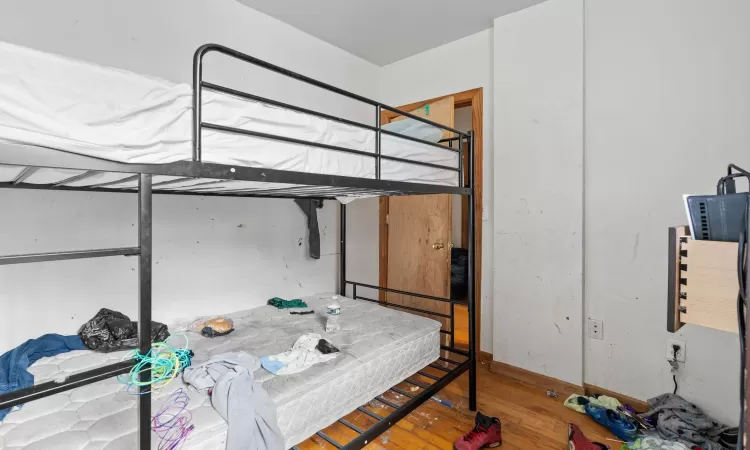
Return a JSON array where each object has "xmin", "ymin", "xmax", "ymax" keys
[{"xmin": 379, "ymin": 87, "xmax": 484, "ymax": 352}]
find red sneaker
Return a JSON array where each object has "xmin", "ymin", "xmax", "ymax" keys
[
  {"xmin": 454, "ymin": 412, "xmax": 502, "ymax": 450},
  {"xmin": 568, "ymin": 424, "xmax": 609, "ymax": 450}
]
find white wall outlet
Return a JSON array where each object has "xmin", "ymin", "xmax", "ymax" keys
[
  {"xmin": 667, "ymin": 339, "xmax": 686, "ymax": 362},
  {"xmin": 588, "ymin": 319, "xmax": 603, "ymax": 340}
]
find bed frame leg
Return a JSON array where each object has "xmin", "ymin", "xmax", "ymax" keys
[
  {"xmin": 339, "ymin": 202, "xmax": 346, "ymax": 296},
  {"xmin": 469, "ymin": 360, "xmax": 477, "ymax": 411},
  {"xmin": 467, "ymin": 131, "xmax": 477, "ymax": 412},
  {"xmin": 138, "ymin": 174, "xmax": 153, "ymax": 449}
]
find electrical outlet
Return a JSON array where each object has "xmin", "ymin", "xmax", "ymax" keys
[
  {"xmin": 667, "ymin": 339, "xmax": 686, "ymax": 363},
  {"xmin": 588, "ymin": 319, "xmax": 603, "ymax": 340}
]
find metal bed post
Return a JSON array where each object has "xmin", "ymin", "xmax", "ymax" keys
[
  {"xmin": 456, "ymin": 134, "xmax": 465, "ymax": 347},
  {"xmin": 375, "ymin": 106, "xmax": 382, "ymax": 180},
  {"xmin": 138, "ymin": 174, "xmax": 153, "ymax": 449},
  {"xmin": 340, "ymin": 202, "xmax": 347, "ymax": 296},
  {"xmin": 192, "ymin": 49, "xmax": 203, "ymax": 162},
  {"xmin": 745, "ymin": 198, "xmax": 750, "ymax": 443},
  {"xmin": 467, "ymin": 130, "xmax": 477, "ymax": 412},
  {"xmin": 450, "ymin": 302, "xmax": 456, "ymax": 348},
  {"xmin": 457, "ymin": 133, "xmax": 464, "ymax": 188}
]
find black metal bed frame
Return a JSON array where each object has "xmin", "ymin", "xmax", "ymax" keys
[{"xmin": 0, "ymin": 43, "xmax": 476, "ymax": 449}]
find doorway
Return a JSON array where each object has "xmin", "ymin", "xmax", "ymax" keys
[{"xmin": 379, "ymin": 88, "xmax": 484, "ymax": 352}]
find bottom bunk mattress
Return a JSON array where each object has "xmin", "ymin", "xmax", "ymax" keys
[{"xmin": 0, "ymin": 294, "xmax": 441, "ymax": 449}]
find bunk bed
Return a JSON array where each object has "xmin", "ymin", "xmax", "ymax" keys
[{"xmin": 0, "ymin": 42, "xmax": 477, "ymax": 449}]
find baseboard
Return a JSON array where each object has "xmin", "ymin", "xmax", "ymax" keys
[
  {"xmin": 489, "ymin": 360, "xmax": 585, "ymax": 397},
  {"xmin": 479, "ymin": 351, "xmax": 493, "ymax": 365},
  {"xmin": 584, "ymin": 383, "xmax": 649, "ymax": 413},
  {"xmin": 487, "ymin": 360, "xmax": 650, "ymax": 412}
]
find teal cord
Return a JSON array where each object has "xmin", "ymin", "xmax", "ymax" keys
[{"xmin": 117, "ymin": 334, "xmax": 192, "ymax": 393}]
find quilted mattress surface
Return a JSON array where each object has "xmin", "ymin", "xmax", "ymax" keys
[{"xmin": 0, "ymin": 294, "xmax": 441, "ymax": 449}]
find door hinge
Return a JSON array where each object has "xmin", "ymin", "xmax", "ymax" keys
[{"xmin": 386, "ymin": 214, "xmax": 389, "ymax": 225}]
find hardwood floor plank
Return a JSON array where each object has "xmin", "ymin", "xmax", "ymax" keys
[{"xmin": 293, "ymin": 363, "xmax": 618, "ymax": 449}]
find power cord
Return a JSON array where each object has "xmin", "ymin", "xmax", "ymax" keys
[
  {"xmin": 715, "ymin": 163, "xmax": 748, "ymax": 450},
  {"xmin": 737, "ymin": 226, "xmax": 746, "ymax": 450},
  {"xmin": 669, "ymin": 344, "xmax": 680, "ymax": 395}
]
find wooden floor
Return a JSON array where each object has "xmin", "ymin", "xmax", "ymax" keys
[{"xmin": 296, "ymin": 362, "xmax": 617, "ymax": 450}]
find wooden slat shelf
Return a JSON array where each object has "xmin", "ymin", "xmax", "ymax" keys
[{"xmin": 667, "ymin": 226, "xmax": 740, "ymax": 333}]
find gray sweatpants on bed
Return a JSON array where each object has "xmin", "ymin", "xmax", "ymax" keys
[{"xmin": 182, "ymin": 352, "xmax": 284, "ymax": 450}]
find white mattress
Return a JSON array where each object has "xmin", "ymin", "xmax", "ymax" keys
[
  {"xmin": 0, "ymin": 41, "xmax": 459, "ymax": 192},
  {"xmin": 0, "ymin": 294, "xmax": 441, "ymax": 449}
]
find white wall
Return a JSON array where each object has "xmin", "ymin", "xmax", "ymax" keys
[
  {"xmin": 492, "ymin": 0, "xmax": 749, "ymax": 423},
  {"xmin": 0, "ymin": 0, "xmax": 379, "ymax": 351},
  {"xmin": 584, "ymin": 0, "xmax": 750, "ymax": 424},
  {"xmin": 378, "ymin": 30, "xmax": 495, "ymax": 353},
  {"xmin": 493, "ymin": 0, "xmax": 585, "ymax": 385},
  {"xmin": 344, "ymin": 197, "xmax": 380, "ymax": 298}
]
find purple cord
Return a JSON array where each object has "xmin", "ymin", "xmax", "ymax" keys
[{"xmin": 151, "ymin": 389, "xmax": 194, "ymax": 450}]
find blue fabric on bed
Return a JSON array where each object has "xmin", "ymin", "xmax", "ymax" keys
[
  {"xmin": 0, "ymin": 334, "xmax": 87, "ymax": 420},
  {"xmin": 259, "ymin": 356, "xmax": 287, "ymax": 375}
]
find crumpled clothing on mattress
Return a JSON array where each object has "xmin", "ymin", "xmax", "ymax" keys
[
  {"xmin": 0, "ymin": 334, "xmax": 86, "ymax": 420},
  {"xmin": 260, "ymin": 333, "xmax": 337, "ymax": 375},
  {"xmin": 267, "ymin": 298, "xmax": 308, "ymax": 309},
  {"xmin": 183, "ymin": 351, "xmax": 284, "ymax": 450}
]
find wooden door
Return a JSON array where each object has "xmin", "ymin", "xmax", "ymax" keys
[{"xmin": 384, "ymin": 96, "xmax": 455, "ymax": 331}]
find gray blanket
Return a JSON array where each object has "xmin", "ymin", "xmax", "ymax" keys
[
  {"xmin": 183, "ymin": 352, "xmax": 284, "ymax": 450},
  {"xmin": 645, "ymin": 394, "xmax": 730, "ymax": 450}
]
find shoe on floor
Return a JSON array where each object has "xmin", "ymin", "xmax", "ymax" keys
[
  {"xmin": 568, "ymin": 424, "xmax": 610, "ymax": 450},
  {"xmin": 454, "ymin": 412, "xmax": 502, "ymax": 450},
  {"xmin": 584, "ymin": 403, "xmax": 638, "ymax": 442}
]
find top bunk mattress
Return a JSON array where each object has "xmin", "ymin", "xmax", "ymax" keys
[
  {"xmin": 0, "ymin": 294, "xmax": 442, "ymax": 449},
  {"xmin": 0, "ymin": 41, "xmax": 459, "ymax": 187}
]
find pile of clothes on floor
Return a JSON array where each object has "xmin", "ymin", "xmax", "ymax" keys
[{"xmin": 565, "ymin": 393, "xmax": 737, "ymax": 450}]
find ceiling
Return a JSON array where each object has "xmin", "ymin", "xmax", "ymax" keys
[{"xmin": 238, "ymin": 0, "xmax": 546, "ymax": 66}]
